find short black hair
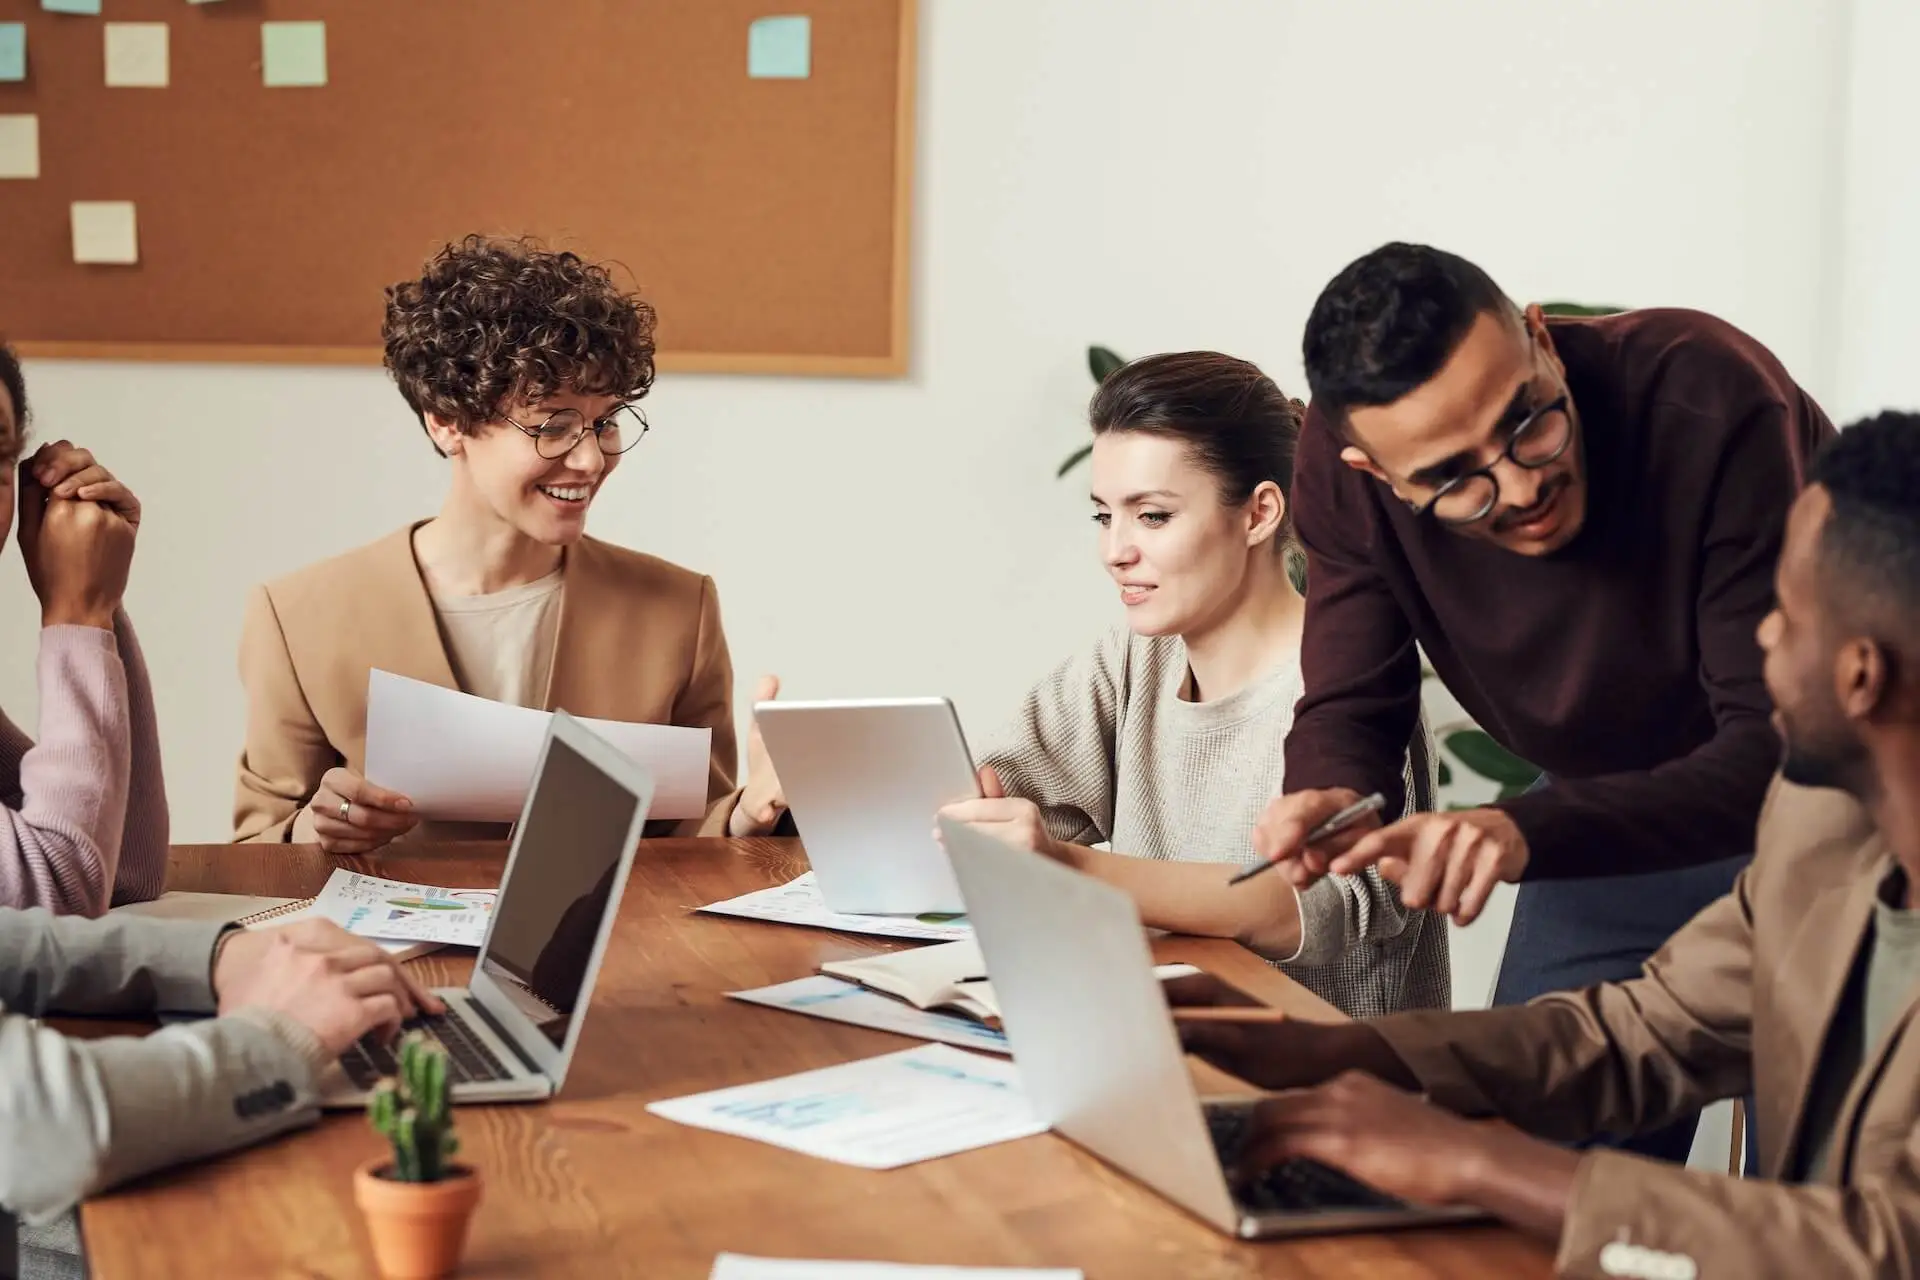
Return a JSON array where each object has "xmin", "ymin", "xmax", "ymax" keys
[
  {"xmin": 1301, "ymin": 242, "xmax": 1517, "ymax": 428},
  {"xmin": 0, "ymin": 339, "xmax": 27, "ymax": 435},
  {"xmin": 1812, "ymin": 410, "xmax": 1920, "ymax": 638}
]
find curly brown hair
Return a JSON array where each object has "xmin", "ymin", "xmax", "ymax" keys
[{"xmin": 382, "ymin": 236, "xmax": 657, "ymax": 446}]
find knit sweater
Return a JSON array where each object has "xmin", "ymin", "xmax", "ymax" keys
[
  {"xmin": 981, "ymin": 627, "xmax": 1449, "ymax": 1018},
  {"xmin": 0, "ymin": 618, "xmax": 169, "ymax": 915}
]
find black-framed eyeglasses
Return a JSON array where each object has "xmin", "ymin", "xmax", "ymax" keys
[
  {"xmin": 502, "ymin": 404, "xmax": 650, "ymax": 460},
  {"xmin": 1409, "ymin": 394, "xmax": 1573, "ymax": 526}
]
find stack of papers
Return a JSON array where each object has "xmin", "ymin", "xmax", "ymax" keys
[
  {"xmin": 647, "ymin": 1044, "xmax": 1043, "ymax": 1169},
  {"xmin": 698, "ymin": 872, "xmax": 972, "ymax": 943},
  {"xmin": 712, "ymin": 1258, "xmax": 1081, "ymax": 1280}
]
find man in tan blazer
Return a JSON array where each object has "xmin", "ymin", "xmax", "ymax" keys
[
  {"xmin": 1175, "ymin": 410, "xmax": 1920, "ymax": 1277},
  {"xmin": 234, "ymin": 236, "xmax": 773, "ymax": 848}
]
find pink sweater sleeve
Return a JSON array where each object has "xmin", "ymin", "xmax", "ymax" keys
[
  {"xmin": 108, "ymin": 613, "xmax": 169, "ymax": 905},
  {"xmin": 0, "ymin": 625, "xmax": 136, "ymax": 915}
]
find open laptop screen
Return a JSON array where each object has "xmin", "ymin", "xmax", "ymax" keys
[{"xmin": 478, "ymin": 732, "xmax": 639, "ymax": 1046}]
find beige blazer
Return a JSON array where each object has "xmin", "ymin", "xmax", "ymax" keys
[
  {"xmin": 1373, "ymin": 778, "xmax": 1917, "ymax": 1278},
  {"xmin": 233, "ymin": 525, "xmax": 739, "ymax": 843}
]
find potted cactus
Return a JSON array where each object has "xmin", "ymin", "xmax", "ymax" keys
[{"xmin": 353, "ymin": 1033, "xmax": 484, "ymax": 1279}]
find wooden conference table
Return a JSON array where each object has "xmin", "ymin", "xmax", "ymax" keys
[{"xmin": 75, "ymin": 839, "xmax": 1554, "ymax": 1278}]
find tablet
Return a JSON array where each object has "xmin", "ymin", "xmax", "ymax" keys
[{"xmin": 751, "ymin": 697, "xmax": 981, "ymax": 915}]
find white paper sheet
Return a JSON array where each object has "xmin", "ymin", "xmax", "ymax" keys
[
  {"xmin": 646, "ymin": 1044, "xmax": 1043, "ymax": 1169},
  {"xmin": 712, "ymin": 1257, "xmax": 1081, "ymax": 1280},
  {"xmin": 307, "ymin": 868, "xmax": 497, "ymax": 947},
  {"xmin": 729, "ymin": 975, "xmax": 1012, "ymax": 1055},
  {"xmin": 697, "ymin": 872, "xmax": 972, "ymax": 942},
  {"xmin": 363, "ymin": 669, "xmax": 711, "ymax": 822}
]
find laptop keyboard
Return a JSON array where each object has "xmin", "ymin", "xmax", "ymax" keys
[
  {"xmin": 1205, "ymin": 1105, "xmax": 1406, "ymax": 1214},
  {"xmin": 340, "ymin": 1009, "xmax": 512, "ymax": 1091}
]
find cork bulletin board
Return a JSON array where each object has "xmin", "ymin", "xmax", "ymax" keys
[{"xmin": 0, "ymin": 0, "xmax": 916, "ymax": 375}]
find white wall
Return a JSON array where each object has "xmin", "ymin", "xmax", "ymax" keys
[
  {"xmin": 0, "ymin": 1, "xmax": 1860, "ymax": 1121},
  {"xmin": 1833, "ymin": 0, "xmax": 1920, "ymax": 423}
]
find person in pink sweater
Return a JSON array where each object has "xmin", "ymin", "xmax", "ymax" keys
[{"xmin": 0, "ymin": 343, "xmax": 167, "ymax": 914}]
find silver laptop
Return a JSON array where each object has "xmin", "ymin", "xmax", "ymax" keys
[
  {"xmin": 937, "ymin": 816, "xmax": 1486, "ymax": 1239},
  {"xmin": 752, "ymin": 697, "xmax": 979, "ymax": 915},
  {"xmin": 317, "ymin": 711, "xmax": 653, "ymax": 1107}
]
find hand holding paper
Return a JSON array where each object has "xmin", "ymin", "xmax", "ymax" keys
[{"xmin": 364, "ymin": 670, "xmax": 711, "ymax": 823}]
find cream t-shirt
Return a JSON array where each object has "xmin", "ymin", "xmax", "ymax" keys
[{"xmin": 429, "ymin": 569, "xmax": 564, "ymax": 708}]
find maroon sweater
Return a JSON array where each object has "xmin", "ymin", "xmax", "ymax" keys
[{"xmin": 1284, "ymin": 309, "xmax": 1833, "ymax": 879}]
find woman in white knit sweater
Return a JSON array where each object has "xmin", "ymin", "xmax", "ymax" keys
[{"xmin": 939, "ymin": 351, "xmax": 1448, "ymax": 1018}]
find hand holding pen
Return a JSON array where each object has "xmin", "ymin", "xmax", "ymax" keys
[{"xmin": 1230, "ymin": 791, "xmax": 1387, "ymax": 887}]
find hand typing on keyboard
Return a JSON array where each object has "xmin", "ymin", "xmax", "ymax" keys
[
  {"xmin": 1208, "ymin": 1071, "xmax": 1578, "ymax": 1234},
  {"xmin": 214, "ymin": 918, "xmax": 443, "ymax": 1055}
]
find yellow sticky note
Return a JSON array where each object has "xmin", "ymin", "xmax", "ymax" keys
[
  {"xmin": 0, "ymin": 114, "xmax": 39, "ymax": 180},
  {"xmin": 105, "ymin": 23, "xmax": 170, "ymax": 88},
  {"xmin": 71, "ymin": 201, "xmax": 140, "ymax": 265}
]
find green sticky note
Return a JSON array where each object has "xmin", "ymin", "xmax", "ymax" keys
[
  {"xmin": 748, "ymin": 15, "xmax": 810, "ymax": 80},
  {"xmin": 262, "ymin": 21, "xmax": 327, "ymax": 88},
  {"xmin": 42, "ymin": 0, "xmax": 102, "ymax": 14},
  {"xmin": 0, "ymin": 25, "xmax": 25, "ymax": 83}
]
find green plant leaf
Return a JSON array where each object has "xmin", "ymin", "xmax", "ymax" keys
[
  {"xmin": 1437, "ymin": 758, "xmax": 1452, "ymax": 787},
  {"xmin": 1441, "ymin": 729, "xmax": 1540, "ymax": 788},
  {"xmin": 1055, "ymin": 442, "xmax": 1094, "ymax": 479},
  {"xmin": 1088, "ymin": 345, "xmax": 1126, "ymax": 383},
  {"xmin": 1537, "ymin": 301, "xmax": 1626, "ymax": 316}
]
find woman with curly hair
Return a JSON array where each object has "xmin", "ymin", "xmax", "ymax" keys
[{"xmin": 232, "ymin": 237, "xmax": 772, "ymax": 849}]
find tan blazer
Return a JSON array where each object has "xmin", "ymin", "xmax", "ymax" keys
[
  {"xmin": 234, "ymin": 525, "xmax": 740, "ymax": 843},
  {"xmin": 1373, "ymin": 778, "xmax": 1917, "ymax": 1278}
]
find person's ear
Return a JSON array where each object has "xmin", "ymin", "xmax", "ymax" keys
[
  {"xmin": 423, "ymin": 414, "xmax": 467, "ymax": 457},
  {"xmin": 1246, "ymin": 480, "xmax": 1287, "ymax": 548},
  {"xmin": 1523, "ymin": 303, "xmax": 1567, "ymax": 381},
  {"xmin": 1836, "ymin": 638, "xmax": 1890, "ymax": 722},
  {"xmin": 1339, "ymin": 446, "xmax": 1389, "ymax": 484}
]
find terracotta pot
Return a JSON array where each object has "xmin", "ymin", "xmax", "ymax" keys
[{"xmin": 353, "ymin": 1158, "xmax": 484, "ymax": 1279}]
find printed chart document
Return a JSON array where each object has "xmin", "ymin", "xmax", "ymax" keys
[
  {"xmin": 729, "ymin": 975, "xmax": 1012, "ymax": 1055},
  {"xmin": 698, "ymin": 872, "xmax": 972, "ymax": 943},
  {"xmin": 364, "ymin": 669, "xmax": 710, "ymax": 822},
  {"xmin": 304, "ymin": 868, "xmax": 497, "ymax": 948},
  {"xmin": 647, "ymin": 1043, "xmax": 1043, "ymax": 1169},
  {"xmin": 712, "ymin": 1257, "xmax": 1081, "ymax": 1280}
]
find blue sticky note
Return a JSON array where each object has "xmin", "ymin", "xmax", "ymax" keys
[
  {"xmin": 0, "ymin": 25, "xmax": 25, "ymax": 83},
  {"xmin": 42, "ymin": 0, "xmax": 102, "ymax": 14},
  {"xmin": 261, "ymin": 21, "xmax": 327, "ymax": 87},
  {"xmin": 748, "ymin": 15, "xmax": 810, "ymax": 80}
]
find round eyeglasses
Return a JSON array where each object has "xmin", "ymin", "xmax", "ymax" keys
[
  {"xmin": 502, "ymin": 404, "xmax": 650, "ymax": 460},
  {"xmin": 1410, "ymin": 395, "xmax": 1573, "ymax": 525}
]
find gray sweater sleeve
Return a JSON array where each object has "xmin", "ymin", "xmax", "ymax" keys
[
  {"xmin": 0, "ymin": 909, "xmax": 324, "ymax": 1224},
  {"xmin": 977, "ymin": 628, "xmax": 1127, "ymax": 847},
  {"xmin": 1288, "ymin": 708, "xmax": 1440, "ymax": 965}
]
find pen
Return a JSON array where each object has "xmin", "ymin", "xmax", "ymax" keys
[{"xmin": 1227, "ymin": 792, "xmax": 1387, "ymax": 886}]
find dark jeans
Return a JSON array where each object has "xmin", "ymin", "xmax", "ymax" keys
[{"xmin": 1493, "ymin": 834, "xmax": 1753, "ymax": 1168}]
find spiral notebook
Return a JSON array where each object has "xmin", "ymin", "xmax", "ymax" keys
[
  {"xmin": 119, "ymin": 871, "xmax": 496, "ymax": 961},
  {"xmin": 233, "ymin": 895, "xmax": 443, "ymax": 960}
]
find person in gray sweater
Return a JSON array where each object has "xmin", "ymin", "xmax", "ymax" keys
[
  {"xmin": 0, "ymin": 907, "xmax": 438, "ymax": 1269},
  {"xmin": 940, "ymin": 352, "xmax": 1447, "ymax": 1019}
]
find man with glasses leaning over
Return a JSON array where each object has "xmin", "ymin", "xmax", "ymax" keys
[
  {"xmin": 1254, "ymin": 242, "xmax": 1832, "ymax": 1163},
  {"xmin": 233, "ymin": 235, "xmax": 775, "ymax": 849}
]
